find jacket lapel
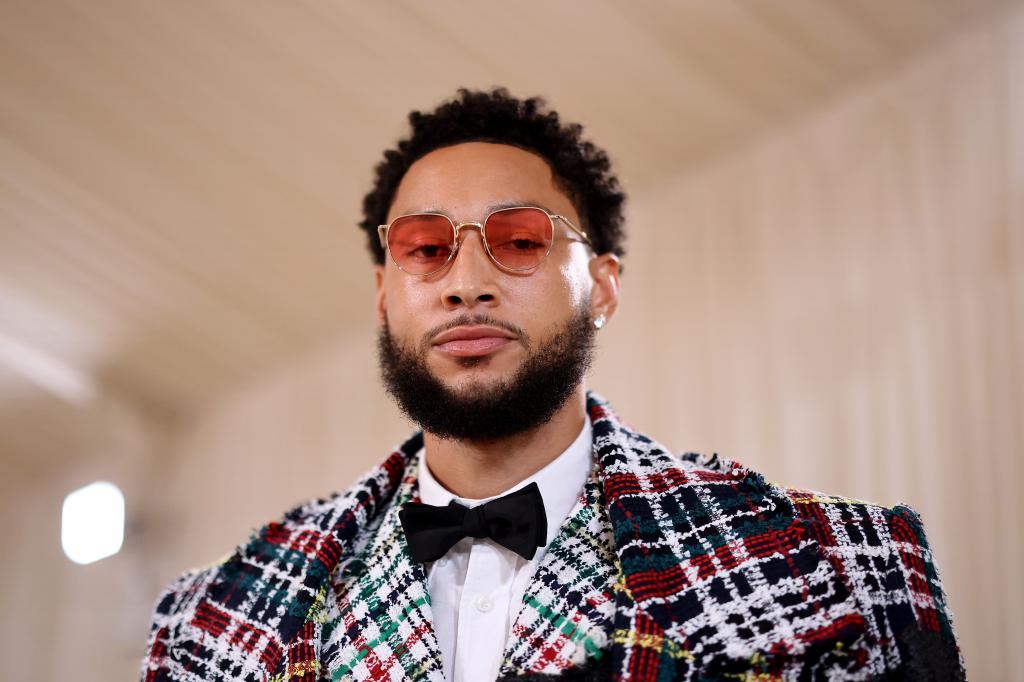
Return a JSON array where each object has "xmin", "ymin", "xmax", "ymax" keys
[
  {"xmin": 498, "ymin": 467, "xmax": 619, "ymax": 679},
  {"xmin": 272, "ymin": 392, "xmax": 866, "ymax": 681},
  {"xmin": 588, "ymin": 395, "xmax": 868, "ymax": 681},
  {"xmin": 320, "ymin": 446, "xmax": 445, "ymax": 681}
]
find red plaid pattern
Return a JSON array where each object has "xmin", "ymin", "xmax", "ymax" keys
[{"xmin": 141, "ymin": 393, "xmax": 963, "ymax": 681}]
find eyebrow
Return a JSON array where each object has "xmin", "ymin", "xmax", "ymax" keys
[{"xmin": 403, "ymin": 200, "xmax": 559, "ymax": 218}]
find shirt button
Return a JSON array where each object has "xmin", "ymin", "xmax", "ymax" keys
[{"xmin": 474, "ymin": 595, "xmax": 493, "ymax": 613}]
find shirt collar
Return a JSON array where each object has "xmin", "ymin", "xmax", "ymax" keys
[{"xmin": 417, "ymin": 416, "xmax": 593, "ymax": 548}]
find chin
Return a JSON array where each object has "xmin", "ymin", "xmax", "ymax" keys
[{"xmin": 439, "ymin": 363, "xmax": 513, "ymax": 392}]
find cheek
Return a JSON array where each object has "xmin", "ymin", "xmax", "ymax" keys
[
  {"xmin": 382, "ymin": 273, "xmax": 431, "ymax": 330},
  {"xmin": 556, "ymin": 255, "xmax": 592, "ymax": 308},
  {"xmin": 515, "ymin": 258, "xmax": 590, "ymax": 327}
]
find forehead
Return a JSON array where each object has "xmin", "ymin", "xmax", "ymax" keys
[{"xmin": 387, "ymin": 141, "xmax": 577, "ymax": 221}]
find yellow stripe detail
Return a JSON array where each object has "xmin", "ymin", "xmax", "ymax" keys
[
  {"xmin": 789, "ymin": 493, "xmax": 867, "ymax": 506},
  {"xmin": 268, "ymin": 660, "xmax": 322, "ymax": 681},
  {"xmin": 611, "ymin": 629, "xmax": 694, "ymax": 661}
]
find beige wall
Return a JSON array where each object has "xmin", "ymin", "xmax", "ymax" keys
[
  {"xmin": 6, "ymin": 6, "xmax": 1022, "ymax": 680},
  {"xmin": 156, "ymin": 11, "xmax": 1023, "ymax": 678},
  {"xmin": 1, "ymin": 392, "xmax": 165, "ymax": 679},
  {"xmin": 619, "ymin": 8, "xmax": 1024, "ymax": 678}
]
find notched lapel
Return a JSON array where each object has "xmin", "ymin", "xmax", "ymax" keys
[
  {"xmin": 499, "ymin": 471, "xmax": 619, "ymax": 679},
  {"xmin": 590, "ymin": 397, "xmax": 868, "ymax": 680}
]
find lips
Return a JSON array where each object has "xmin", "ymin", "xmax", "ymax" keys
[{"xmin": 432, "ymin": 325, "xmax": 518, "ymax": 358}]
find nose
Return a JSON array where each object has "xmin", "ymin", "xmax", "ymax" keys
[{"xmin": 439, "ymin": 228, "xmax": 499, "ymax": 310}]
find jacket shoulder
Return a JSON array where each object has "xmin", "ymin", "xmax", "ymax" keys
[
  {"xmin": 782, "ymin": 487, "xmax": 964, "ymax": 678},
  {"xmin": 139, "ymin": 494, "xmax": 349, "ymax": 681},
  {"xmin": 140, "ymin": 444, "xmax": 417, "ymax": 680},
  {"xmin": 783, "ymin": 486, "xmax": 944, "ymax": 566},
  {"xmin": 673, "ymin": 451, "xmax": 964, "ymax": 679}
]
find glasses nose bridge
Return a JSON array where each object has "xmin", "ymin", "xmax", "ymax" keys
[
  {"xmin": 452, "ymin": 220, "xmax": 485, "ymax": 239},
  {"xmin": 451, "ymin": 220, "xmax": 488, "ymax": 253}
]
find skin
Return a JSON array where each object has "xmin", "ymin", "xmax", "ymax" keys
[{"xmin": 375, "ymin": 142, "xmax": 621, "ymax": 499}]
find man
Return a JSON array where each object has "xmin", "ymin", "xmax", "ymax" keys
[{"xmin": 142, "ymin": 89, "xmax": 963, "ymax": 681}]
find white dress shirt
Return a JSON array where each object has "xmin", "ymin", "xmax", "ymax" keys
[{"xmin": 416, "ymin": 417, "xmax": 593, "ymax": 682}]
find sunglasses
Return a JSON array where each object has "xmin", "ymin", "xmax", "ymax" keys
[{"xmin": 378, "ymin": 206, "xmax": 591, "ymax": 276}]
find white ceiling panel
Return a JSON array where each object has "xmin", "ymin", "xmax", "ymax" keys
[{"xmin": 0, "ymin": 0, "xmax": 1017, "ymax": 425}]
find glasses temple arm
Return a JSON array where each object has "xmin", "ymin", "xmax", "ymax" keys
[{"xmin": 552, "ymin": 215, "xmax": 592, "ymax": 245}]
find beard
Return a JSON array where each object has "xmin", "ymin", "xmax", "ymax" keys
[{"xmin": 377, "ymin": 305, "xmax": 595, "ymax": 442}]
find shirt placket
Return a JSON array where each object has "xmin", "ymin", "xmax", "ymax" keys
[{"xmin": 453, "ymin": 539, "xmax": 513, "ymax": 682}]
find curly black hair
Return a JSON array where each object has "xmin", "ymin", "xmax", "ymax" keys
[{"xmin": 359, "ymin": 88, "xmax": 626, "ymax": 265}]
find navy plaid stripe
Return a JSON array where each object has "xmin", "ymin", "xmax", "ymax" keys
[{"xmin": 142, "ymin": 394, "xmax": 963, "ymax": 681}]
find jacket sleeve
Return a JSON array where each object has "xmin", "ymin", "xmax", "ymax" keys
[
  {"xmin": 882, "ymin": 504, "xmax": 965, "ymax": 681},
  {"xmin": 138, "ymin": 560, "xmax": 237, "ymax": 682}
]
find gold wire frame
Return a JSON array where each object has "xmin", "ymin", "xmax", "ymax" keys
[{"xmin": 377, "ymin": 206, "xmax": 591, "ymax": 276}]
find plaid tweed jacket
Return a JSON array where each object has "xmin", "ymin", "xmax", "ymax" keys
[{"xmin": 142, "ymin": 394, "xmax": 964, "ymax": 681}]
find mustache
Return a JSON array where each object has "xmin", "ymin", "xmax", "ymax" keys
[{"xmin": 422, "ymin": 314, "xmax": 530, "ymax": 351}]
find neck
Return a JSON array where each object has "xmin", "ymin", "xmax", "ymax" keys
[{"xmin": 422, "ymin": 387, "xmax": 588, "ymax": 499}]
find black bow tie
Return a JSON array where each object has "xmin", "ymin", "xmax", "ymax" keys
[{"xmin": 399, "ymin": 482, "xmax": 547, "ymax": 563}]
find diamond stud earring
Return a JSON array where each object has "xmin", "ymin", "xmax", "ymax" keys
[{"xmin": 593, "ymin": 314, "xmax": 606, "ymax": 329}]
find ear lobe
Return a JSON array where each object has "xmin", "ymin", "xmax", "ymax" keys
[
  {"xmin": 374, "ymin": 265, "xmax": 387, "ymax": 325},
  {"xmin": 588, "ymin": 254, "xmax": 621, "ymax": 323}
]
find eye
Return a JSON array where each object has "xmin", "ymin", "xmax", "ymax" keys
[
  {"xmin": 492, "ymin": 233, "xmax": 546, "ymax": 251},
  {"xmin": 406, "ymin": 242, "xmax": 451, "ymax": 260},
  {"xmin": 512, "ymin": 238, "xmax": 544, "ymax": 250}
]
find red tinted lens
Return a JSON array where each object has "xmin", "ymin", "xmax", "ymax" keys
[
  {"xmin": 387, "ymin": 214, "xmax": 455, "ymax": 274},
  {"xmin": 484, "ymin": 208, "xmax": 554, "ymax": 270}
]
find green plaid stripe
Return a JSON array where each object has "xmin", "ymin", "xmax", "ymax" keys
[{"xmin": 142, "ymin": 393, "xmax": 963, "ymax": 681}]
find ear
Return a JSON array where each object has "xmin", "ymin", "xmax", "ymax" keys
[
  {"xmin": 588, "ymin": 253, "xmax": 621, "ymax": 324},
  {"xmin": 374, "ymin": 265, "xmax": 387, "ymax": 325}
]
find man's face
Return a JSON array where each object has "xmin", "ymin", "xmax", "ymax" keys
[{"xmin": 374, "ymin": 142, "xmax": 619, "ymax": 439}]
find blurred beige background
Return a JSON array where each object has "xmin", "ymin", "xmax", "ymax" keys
[{"xmin": 2, "ymin": 1, "xmax": 1022, "ymax": 679}]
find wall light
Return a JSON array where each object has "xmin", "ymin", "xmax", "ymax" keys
[{"xmin": 61, "ymin": 481, "xmax": 125, "ymax": 565}]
